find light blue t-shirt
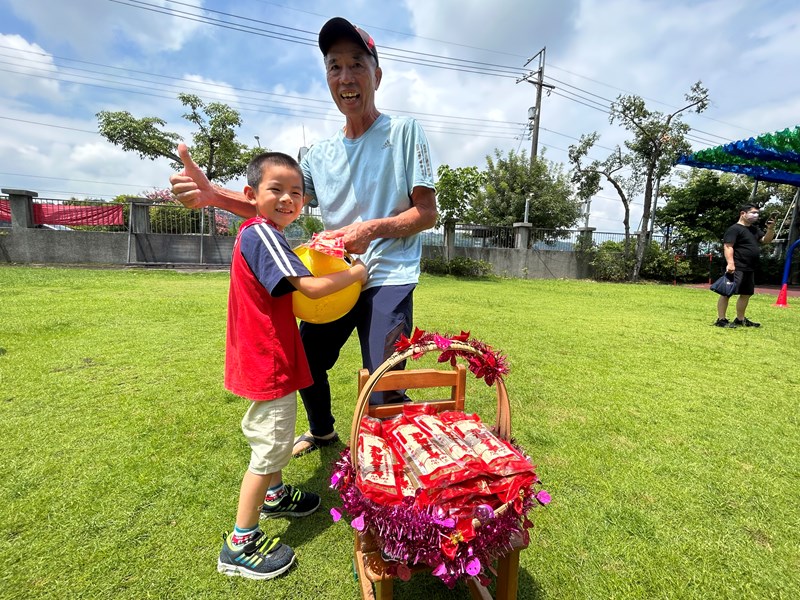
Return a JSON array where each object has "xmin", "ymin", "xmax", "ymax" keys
[{"xmin": 300, "ymin": 114, "xmax": 435, "ymax": 290}]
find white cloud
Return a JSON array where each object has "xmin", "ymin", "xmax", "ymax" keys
[
  {"xmin": 5, "ymin": 0, "xmax": 205, "ymax": 56},
  {"xmin": 0, "ymin": 34, "xmax": 60, "ymax": 98},
  {"xmin": 2, "ymin": 0, "xmax": 799, "ymax": 228}
]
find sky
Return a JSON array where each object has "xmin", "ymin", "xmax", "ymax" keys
[{"xmin": 1, "ymin": 0, "xmax": 799, "ymax": 232}]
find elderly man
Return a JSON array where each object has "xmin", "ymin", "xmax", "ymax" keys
[{"xmin": 170, "ymin": 17, "xmax": 437, "ymax": 457}]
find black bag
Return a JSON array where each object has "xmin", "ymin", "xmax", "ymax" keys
[{"xmin": 710, "ymin": 272, "xmax": 737, "ymax": 297}]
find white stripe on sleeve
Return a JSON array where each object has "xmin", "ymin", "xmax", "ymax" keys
[{"xmin": 252, "ymin": 223, "xmax": 299, "ymax": 278}]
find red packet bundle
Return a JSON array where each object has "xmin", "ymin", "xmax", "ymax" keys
[
  {"xmin": 307, "ymin": 231, "xmax": 345, "ymax": 259},
  {"xmin": 403, "ymin": 405, "xmax": 487, "ymax": 476},
  {"xmin": 356, "ymin": 416, "xmax": 402, "ymax": 505},
  {"xmin": 440, "ymin": 411, "xmax": 535, "ymax": 477},
  {"xmin": 382, "ymin": 415, "xmax": 475, "ymax": 490},
  {"xmin": 420, "ymin": 475, "xmax": 493, "ymax": 508},
  {"xmin": 487, "ymin": 471, "xmax": 538, "ymax": 504},
  {"xmin": 397, "ymin": 464, "xmax": 420, "ymax": 501}
]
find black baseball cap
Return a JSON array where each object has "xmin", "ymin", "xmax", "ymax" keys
[{"xmin": 318, "ymin": 17, "xmax": 379, "ymax": 66}]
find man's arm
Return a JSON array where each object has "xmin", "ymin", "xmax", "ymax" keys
[
  {"xmin": 761, "ymin": 220, "xmax": 776, "ymax": 244},
  {"xmin": 169, "ymin": 144, "xmax": 256, "ymax": 218},
  {"xmin": 724, "ymin": 243, "xmax": 735, "ymax": 272},
  {"xmin": 332, "ymin": 186, "xmax": 437, "ymax": 254}
]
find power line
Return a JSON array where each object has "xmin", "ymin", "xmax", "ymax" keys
[
  {"xmin": 0, "ymin": 171, "xmax": 152, "ymax": 188},
  {"xmin": 0, "ymin": 115, "xmax": 97, "ymax": 134},
  {"xmin": 1, "ymin": 2, "xmax": 765, "ymax": 174}
]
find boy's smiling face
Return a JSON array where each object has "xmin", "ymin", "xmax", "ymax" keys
[{"xmin": 245, "ymin": 164, "xmax": 304, "ymax": 231}]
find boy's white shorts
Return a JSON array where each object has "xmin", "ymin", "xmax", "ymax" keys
[{"xmin": 241, "ymin": 392, "xmax": 297, "ymax": 475}]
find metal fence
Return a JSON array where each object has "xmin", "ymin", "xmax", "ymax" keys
[
  {"xmin": 418, "ymin": 223, "xmax": 667, "ymax": 251},
  {"xmin": 0, "ymin": 195, "xmax": 326, "ymax": 238},
  {"xmin": 139, "ymin": 202, "xmax": 322, "ymax": 237},
  {"xmin": 0, "ymin": 196, "xmax": 686, "ymax": 255}
]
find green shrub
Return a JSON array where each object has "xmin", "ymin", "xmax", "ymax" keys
[
  {"xmin": 420, "ymin": 256, "xmax": 493, "ymax": 277},
  {"xmin": 591, "ymin": 241, "xmax": 631, "ymax": 282},
  {"xmin": 298, "ymin": 215, "xmax": 324, "ymax": 237},
  {"xmin": 448, "ymin": 256, "xmax": 492, "ymax": 277},
  {"xmin": 420, "ymin": 256, "xmax": 450, "ymax": 275},
  {"xmin": 640, "ymin": 242, "xmax": 692, "ymax": 282}
]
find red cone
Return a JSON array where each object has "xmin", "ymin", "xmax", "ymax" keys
[{"xmin": 774, "ymin": 284, "xmax": 789, "ymax": 308}]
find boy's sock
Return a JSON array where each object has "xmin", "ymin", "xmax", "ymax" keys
[
  {"xmin": 264, "ymin": 482, "xmax": 286, "ymax": 506},
  {"xmin": 230, "ymin": 524, "xmax": 260, "ymax": 549}
]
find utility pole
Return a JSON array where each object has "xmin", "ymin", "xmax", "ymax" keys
[{"xmin": 517, "ymin": 47, "xmax": 554, "ymax": 161}]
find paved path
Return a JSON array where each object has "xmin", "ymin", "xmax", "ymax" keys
[{"xmin": 685, "ymin": 283, "xmax": 800, "ymax": 298}]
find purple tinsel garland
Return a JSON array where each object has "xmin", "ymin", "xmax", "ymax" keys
[{"xmin": 331, "ymin": 449, "xmax": 542, "ymax": 588}]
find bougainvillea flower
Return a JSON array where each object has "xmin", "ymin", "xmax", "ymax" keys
[
  {"xmin": 536, "ymin": 490, "xmax": 552, "ymax": 505},
  {"xmin": 330, "ymin": 507, "xmax": 342, "ymax": 522}
]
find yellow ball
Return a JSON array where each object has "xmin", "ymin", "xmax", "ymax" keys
[{"xmin": 292, "ymin": 245, "xmax": 362, "ymax": 324}]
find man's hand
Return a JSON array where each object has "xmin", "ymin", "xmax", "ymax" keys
[
  {"xmin": 169, "ymin": 144, "xmax": 213, "ymax": 209},
  {"xmin": 330, "ymin": 222, "xmax": 375, "ymax": 255},
  {"xmin": 726, "ymin": 264, "xmax": 736, "ymax": 274}
]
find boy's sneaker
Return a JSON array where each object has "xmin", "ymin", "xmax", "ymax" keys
[
  {"xmin": 733, "ymin": 317, "xmax": 760, "ymax": 328},
  {"xmin": 714, "ymin": 318, "xmax": 730, "ymax": 328},
  {"xmin": 261, "ymin": 484, "xmax": 321, "ymax": 519},
  {"xmin": 217, "ymin": 531, "xmax": 295, "ymax": 580}
]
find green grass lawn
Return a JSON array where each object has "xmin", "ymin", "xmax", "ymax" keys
[{"xmin": 1, "ymin": 265, "xmax": 798, "ymax": 599}]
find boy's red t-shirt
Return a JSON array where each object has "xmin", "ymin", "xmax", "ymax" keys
[{"xmin": 225, "ymin": 217, "xmax": 313, "ymax": 401}]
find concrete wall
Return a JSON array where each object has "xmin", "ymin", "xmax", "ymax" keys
[
  {"xmin": 129, "ymin": 233, "xmax": 234, "ymax": 265},
  {"xmin": 0, "ymin": 229, "xmax": 236, "ymax": 266},
  {"xmin": 422, "ymin": 245, "xmax": 581, "ymax": 279},
  {"xmin": 1, "ymin": 228, "xmax": 586, "ymax": 278},
  {"xmin": 0, "ymin": 229, "xmax": 129, "ymax": 265}
]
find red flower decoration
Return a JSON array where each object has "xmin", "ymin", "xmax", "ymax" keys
[
  {"xmin": 393, "ymin": 328, "xmax": 509, "ymax": 386},
  {"xmin": 440, "ymin": 518, "xmax": 476, "ymax": 560}
]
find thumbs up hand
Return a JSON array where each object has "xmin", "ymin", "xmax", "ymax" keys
[{"xmin": 169, "ymin": 143, "xmax": 213, "ymax": 209}]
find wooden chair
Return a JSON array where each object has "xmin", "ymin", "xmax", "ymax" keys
[{"xmin": 348, "ymin": 343, "xmax": 528, "ymax": 600}]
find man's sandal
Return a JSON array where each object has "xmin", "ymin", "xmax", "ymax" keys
[{"xmin": 291, "ymin": 432, "xmax": 340, "ymax": 458}]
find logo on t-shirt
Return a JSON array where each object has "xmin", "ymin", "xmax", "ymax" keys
[
  {"xmin": 416, "ymin": 143, "xmax": 432, "ymax": 179},
  {"xmin": 382, "ymin": 139, "xmax": 392, "ymax": 150}
]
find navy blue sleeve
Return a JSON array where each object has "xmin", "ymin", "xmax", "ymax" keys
[{"xmin": 239, "ymin": 223, "xmax": 311, "ymax": 297}]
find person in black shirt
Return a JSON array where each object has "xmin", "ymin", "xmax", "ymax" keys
[{"xmin": 715, "ymin": 204, "xmax": 775, "ymax": 327}]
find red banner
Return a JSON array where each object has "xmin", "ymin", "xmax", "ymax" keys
[{"xmin": 0, "ymin": 200, "xmax": 124, "ymax": 226}]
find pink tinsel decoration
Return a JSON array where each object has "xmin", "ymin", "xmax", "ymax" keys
[{"xmin": 331, "ymin": 448, "xmax": 542, "ymax": 588}]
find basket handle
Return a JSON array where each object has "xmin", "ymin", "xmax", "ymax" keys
[{"xmin": 349, "ymin": 341, "xmax": 512, "ymax": 466}]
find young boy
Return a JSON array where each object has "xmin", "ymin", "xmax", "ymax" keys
[{"xmin": 217, "ymin": 152, "xmax": 367, "ymax": 579}]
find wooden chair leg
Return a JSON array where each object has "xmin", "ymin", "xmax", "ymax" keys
[
  {"xmin": 494, "ymin": 549, "xmax": 521, "ymax": 600},
  {"xmin": 354, "ymin": 537, "xmax": 376, "ymax": 600},
  {"xmin": 467, "ymin": 576, "xmax": 493, "ymax": 600},
  {"xmin": 374, "ymin": 576, "xmax": 393, "ymax": 600}
]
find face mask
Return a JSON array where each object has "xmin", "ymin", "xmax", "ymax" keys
[{"xmin": 744, "ymin": 212, "xmax": 759, "ymax": 223}]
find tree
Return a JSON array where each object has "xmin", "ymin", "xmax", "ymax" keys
[
  {"xmin": 569, "ymin": 82, "xmax": 709, "ymax": 281},
  {"xmin": 435, "ymin": 164, "xmax": 485, "ymax": 226},
  {"xmin": 97, "ymin": 93, "xmax": 261, "ymax": 184},
  {"xmin": 657, "ymin": 170, "xmax": 751, "ymax": 253},
  {"xmin": 569, "ymin": 134, "xmax": 643, "ymax": 258},
  {"xmin": 610, "ymin": 81, "xmax": 709, "ymax": 281},
  {"xmin": 474, "ymin": 149, "xmax": 581, "ymax": 232}
]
